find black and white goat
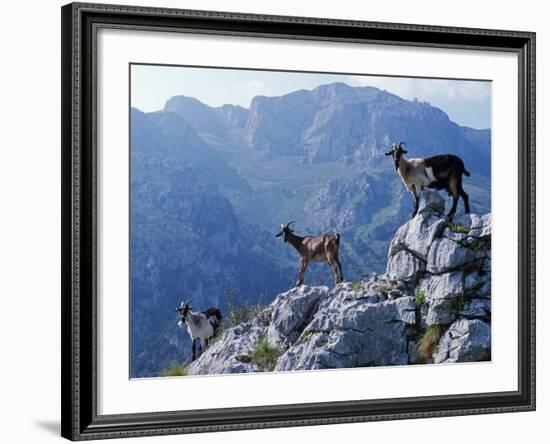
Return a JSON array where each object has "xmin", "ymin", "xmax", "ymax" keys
[
  {"xmin": 385, "ymin": 141, "xmax": 471, "ymax": 219},
  {"xmin": 276, "ymin": 221, "xmax": 343, "ymax": 287},
  {"xmin": 175, "ymin": 301, "xmax": 222, "ymax": 361}
]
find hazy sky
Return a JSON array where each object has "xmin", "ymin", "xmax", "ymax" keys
[{"xmin": 131, "ymin": 64, "xmax": 492, "ymax": 129}]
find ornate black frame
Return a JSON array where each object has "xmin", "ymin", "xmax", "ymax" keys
[{"xmin": 61, "ymin": 2, "xmax": 536, "ymax": 440}]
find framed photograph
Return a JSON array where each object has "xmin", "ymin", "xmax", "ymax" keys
[{"xmin": 61, "ymin": 2, "xmax": 536, "ymax": 440}]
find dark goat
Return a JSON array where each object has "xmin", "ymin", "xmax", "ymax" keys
[
  {"xmin": 276, "ymin": 222, "xmax": 343, "ymax": 287},
  {"xmin": 385, "ymin": 142, "xmax": 471, "ymax": 218},
  {"xmin": 176, "ymin": 301, "xmax": 222, "ymax": 361}
]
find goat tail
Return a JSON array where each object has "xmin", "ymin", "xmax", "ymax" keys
[
  {"xmin": 212, "ymin": 307, "xmax": 222, "ymax": 322},
  {"xmin": 336, "ymin": 233, "xmax": 341, "ymax": 244},
  {"xmin": 203, "ymin": 307, "xmax": 222, "ymax": 323},
  {"xmin": 463, "ymin": 167, "xmax": 471, "ymax": 177}
]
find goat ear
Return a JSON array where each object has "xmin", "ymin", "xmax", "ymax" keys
[
  {"xmin": 275, "ymin": 232, "xmax": 282, "ymax": 237},
  {"xmin": 402, "ymin": 149, "xmax": 408, "ymax": 154},
  {"xmin": 385, "ymin": 151, "xmax": 393, "ymax": 156}
]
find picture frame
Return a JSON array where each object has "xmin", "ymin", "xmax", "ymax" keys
[{"xmin": 61, "ymin": 2, "xmax": 536, "ymax": 440}]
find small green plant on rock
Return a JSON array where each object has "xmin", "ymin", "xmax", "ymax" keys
[
  {"xmin": 448, "ymin": 223, "xmax": 469, "ymax": 234},
  {"xmin": 415, "ymin": 289, "xmax": 427, "ymax": 307},
  {"xmin": 351, "ymin": 281, "xmax": 363, "ymax": 292},
  {"xmin": 210, "ymin": 287, "xmax": 267, "ymax": 344},
  {"xmin": 301, "ymin": 329, "xmax": 311, "ymax": 343},
  {"xmin": 235, "ymin": 354, "xmax": 252, "ymax": 363},
  {"xmin": 249, "ymin": 338, "xmax": 282, "ymax": 372},
  {"xmin": 374, "ymin": 283, "xmax": 389, "ymax": 297},
  {"xmin": 159, "ymin": 363, "xmax": 188, "ymax": 377}
]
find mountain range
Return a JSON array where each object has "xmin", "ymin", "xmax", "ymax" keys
[{"xmin": 130, "ymin": 82, "xmax": 491, "ymax": 377}]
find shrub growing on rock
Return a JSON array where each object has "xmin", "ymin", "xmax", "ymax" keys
[
  {"xmin": 249, "ymin": 338, "xmax": 282, "ymax": 372},
  {"xmin": 417, "ymin": 325, "xmax": 442, "ymax": 361}
]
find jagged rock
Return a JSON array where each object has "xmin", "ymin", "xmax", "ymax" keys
[
  {"xmin": 388, "ymin": 289, "xmax": 403, "ymax": 299},
  {"xmin": 481, "ymin": 257, "xmax": 491, "ymax": 275},
  {"xmin": 386, "ymin": 250, "xmax": 425, "ymax": 282},
  {"xmin": 459, "ymin": 299, "xmax": 491, "ymax": 319},
  {"xmin": 470, "ymin": 218, "xmax": 492, "ymax": 239},
  {"xmin": 362, "ymin": 289, "xmax": 386, "ymax": 303},
  {"xmin": 408, "ymin": 341, "xmax": 421, "ymax": 365},
  {"xmin": 267, "ymin": 285, "xmax": 329, "ymax": 346},
  {"xmin": 477, "ymin": 281, "xmax": 491, "ymax": 298},
  {"xmin": 465, "ymin": 270, "xmax": 486, "ymax": 292},
  {"xmin": 388, "ymin": 194, "xmax": 447, "ymax": 261},
  {"xmin": 453, "ymin": 213, "xmax": 492, "ymax": 239},
  {"xmin": 427, "ymin": 238, "xmax": 476, "ymax": 273},
  {"xmin": 443, "ymin": 229, "xmax": 468, "ymax": 243},
  {"xmin": 186, "ymin": 319, "xmax": 269, "ymax": 375},
  {"xmin": 418, "ymin": 188, "xmax": 446, "ymax": 215},
  {"xmin": 419, "ymin": 272, "xmax": 464, "ymax": 325},
  {"xmin": 434, "ymin": 318, "xmax": 491, "ymax": 363},
  {"xmin": 275, "ymin": 293, "xmax": 416, "ymax": 370},
  {"xmin": 388, "ymin": 214, "xmax": 446, "ymax": 261}
]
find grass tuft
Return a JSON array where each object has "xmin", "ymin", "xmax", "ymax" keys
[
  {"xmin": 210, "ymin": 287, "xmax": 268, "ymax": 344},
  {"xmin": 351, "ymin": 281, "xmax": 363, "ymax": 292},
  {"xmin": 448, "ymin": 223, "xmax": 469, "ymax": 234},
  {"xmin": 374, "ymin": 283, "xmax": 389, "ymax": 297},
  {"xmin": 301, "ymin": 329, "xmax": 311, "ymax": 343},
  {"xmin": 415, "ymin": 289, "xmax": 427, "ymax": 307},
  {"xmin": 249, "ymin": 338, "xmax": 282, "ymax": 372},
  {"xmin": 159, "ymin": 363, "xmax": 188, "ymax": 377},
  {"xmin": 416, "ymin": 325, "xmax": 443, "ymax": 361}
]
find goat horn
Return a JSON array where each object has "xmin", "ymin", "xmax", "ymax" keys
[
  {"xmin": 287, "ymin": 221, "xmax": 295, "ymax": 228},
  {"xmin": 398, "ymin": 141, "xmax": 406, "ymax": 148}
]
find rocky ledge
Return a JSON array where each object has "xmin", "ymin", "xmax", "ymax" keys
[{"xmin": 187, "ymin": 189, "xmax": 491, "ymax": 375}]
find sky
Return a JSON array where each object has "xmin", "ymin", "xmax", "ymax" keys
[{"xmin": 130, "ymin": 64, "xmax": 492, "ymax": 129}]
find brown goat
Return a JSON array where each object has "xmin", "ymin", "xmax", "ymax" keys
[{"xmin": 276, "ymin": 222, "xmax": 343, "ymax": 287}]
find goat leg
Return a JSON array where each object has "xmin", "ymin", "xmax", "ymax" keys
[
  {"xmin": 458, "ymin": 183, "xmax": 470, "ymax": 214},
  {"xmin": 191, "ymin": 338, "xmax": 196, "ymax": 362},
  {"xmin": 447, "ymin": 194, "xmax": 459, "ymax": 219},
  {"xmin": 410, "ymin": 186, "xmax": 419, "ymax": 218},
  {"xmin": 333, "ymin": 262, "xmax": 341, "ymax": 285},
  {"xmin": 199, "ymin": 338, "xmax": 207, "ymax": 357},
  {"xmin": 295, "ymin": 258, "xmax": 308, "ymax": 287},
  {"xmin": 335, "ymin": 256, "xmax": 344, "ymax": 283},
  {"xmin": 327, "ymin": 256, "xmax": 340, "ymax": 285}
]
